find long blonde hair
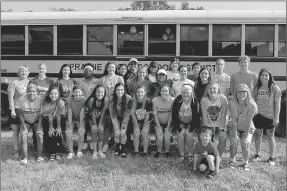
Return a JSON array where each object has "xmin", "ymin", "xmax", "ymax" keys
[{"xmin": 230, "ymin": 84, "xmax": 258, "ymax": 120}]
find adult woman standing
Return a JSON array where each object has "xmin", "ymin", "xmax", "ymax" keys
[
  {"xmin": 187, "ymin": 62, "xmax": 201, "ymax": 83},
  {"xmin": 147, "ymin": 61, "xmax": 159, "ymax": 83},
  {"xmin": 201, "ymin": 82, "xmax": 228, "ymax": 157},
  {"xmin": 8, "ymin": 65, "xmax": 30, "ymax": 158},
  {"xmin": 166, "ymin": 58, "xmax": 180, "ymax": 82},
  {"xmin": 252, "ymin": 69, "xmax": 281, "ymax": 166},
  {"xmin": 170, "ymin": 65, "xmax": 195, "ymax": 98},
  {"xmin": 228, "ymin": 84, "xmax": 258, "ymax": 171},
  {"xmin": 172, "ymin": 84, "xmax": 200, "ymax": 160}
]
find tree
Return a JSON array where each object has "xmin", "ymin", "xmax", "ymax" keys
[
  {"xmin": 118, "ymin": 1, "xmax": 176, "ymax": 11},
  {"xmin": 179, "ymin": 1, "xmax": 204, "ymax": 10},
  {"xmin": 49, "ymin": 7, "xmax": 77, "ymax": 12}
]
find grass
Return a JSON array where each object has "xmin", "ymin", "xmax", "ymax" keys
[{"xmin": 1, "ymin": 131, "xmax": 286, "ymax": 191}]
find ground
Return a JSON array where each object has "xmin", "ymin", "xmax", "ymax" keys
[{"xmin": 1, "ymin": 131, "xmax": 286, "ymax": 191}]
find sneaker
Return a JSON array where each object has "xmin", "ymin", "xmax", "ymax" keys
[
  {"xmin": 37, "ymin": 157, "xmax": 44, "ymax": 163},
  {"xmin": 120, "ymin": 152, "xmax": 127, "ymax": 158},
  {"xmin": 207, "ymin": 170, "xmax": 216, "ymax": 179},
  {"xmin": 153, "ymin": 152, "xmax": 161, "ymax": 158},
  {"xmin": 267, "ymin": 157, "xmax": 275, "ymax": 166},
  {"xmin": 98, "ymin": 151, "xmax": 106, "ymax": 159},
  {"xmin": 132, "ymin": 151, "xmax": 139, "ymax": 157},
  {"xmin": 67, "ymin": 152, "xmax": 74, "ymax": 160},
  {"xmin": 242, "ymin": 163, "xmax": 251, "ymax": 171},
  {"xmin": 114, "ymin": 151, "xmax": 119, "ymax": 156},
  {"xmin": 141, "ymin": 153, "xmax": 148, "ymax": 157},
  {"xmin": 92, "ymin": 152, "xmax": 98, "ymax": 160},
  {"xmin": 179, "ymin": 155, "xmax": 185, "ymax": 162},
  {"xmin": 77, "ymin": 152, "xmax": 83, "ymax": 158},
  {"xmin": 20, "ymin": 158, "xmax": 28, "ymax": 165},
  {"xmin": 82, "ymin": 143, "xmax": 88, "ymax": 150},
  {"xmin": 49, "ymin": 154, "xmax": 56, "ymax": 161},
  {"xmin": 252, "ymin": 154, "xmax": 261, "ymax": 162},
  {"xmin": 55, "ymin": 153, "xmax": 61, "ymax": 160},
  {"xmin": 164, "ymin": 152, "xmax": 172, "ymax": 158}
]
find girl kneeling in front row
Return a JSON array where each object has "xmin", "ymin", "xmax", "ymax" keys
[
  {"xmin": 109, "ymin": 83, "xmax": 133, "ymax": 157},
  {"xmin": 86, "ymin": 85, "xmax": 109, "ymax": 159}
]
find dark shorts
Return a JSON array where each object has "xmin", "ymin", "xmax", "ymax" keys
[
  {"xmin": 253, "ymin": 113, "xmax": 275, "ymax": 130},
  {"xmin": 8, "ymin": 109, "xmax": 20, "ymax": 125}
]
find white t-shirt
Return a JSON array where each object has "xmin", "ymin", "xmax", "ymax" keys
[{"xmin": 212, "ymin": 72, "xmax": 231, "ymax": 96}]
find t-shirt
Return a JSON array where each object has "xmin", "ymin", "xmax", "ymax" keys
[
  {"xmin": 66, "ymin": 96, "xmax": 87, "ymax": 122},
  {"xmin": 211, "ymin": 73, "xmax": 231, "ymax": 96},
  {"xmin": 135, "ymin": 98, "xmax": 153, "ymax": 122},
  {"xmin": 252, "ymin": 85, "xmax": 281, "ymax": 119},
  {"xmin": 204, "ymin": 96, "xmax": 222, "ymax": 127},
  {"xmin": 55, "ymin": 78, "xmax": 78, "ymax": 99},
  {"xmin": 79, "ymin": 77, "xmax": 98, "ymax": 98},
  {"xmin": 99, "ymin": 75, "xmax": 124, "ymax": 100},
  {"xmin": 18, "ymin": 96, "xmax": 42, "ymax": 123},
  {"xmin": 230, "ymin": 71, "xmax": 258, "ymax": 95},
  {"xmin": 194, "ymin": 141, "xmax": 219, "ymax": 157},
  {"xmin": 194, "ymin": 82, "xmax": 210, "ymax": 101},
  {"xmin": 179, "ymin": 102, "xmax": 193, "ymax": 124},
  {"xmin": 166, "ymin": 71, "xmax": 180, "ymax": 82},
  {"xmin": 30, "ymin": 76, "xmax": 54, "ymax": 98},
  {"xmin": 171, "ymin": 79, "xmax": 195, "ymax": 98},
  {"xmin": 187, "ymin": 75, "xmax": 198, "ymax": 83},
  {"xmin": 152, "ymin": 96, "xmax": 174, "ymax": 124},
  {"xmin": 7, "ymin": 79, "xmax": 30, "ymax": 109}
]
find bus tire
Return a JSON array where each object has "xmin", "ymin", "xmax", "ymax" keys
[{"xmin": 1, "ymin": 91, "xmax": 11, "ymax": 130}]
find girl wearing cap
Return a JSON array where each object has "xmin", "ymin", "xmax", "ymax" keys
[
  {"xmin": 147, "ymin": 61, "xmax": 159, "ymax": 83},
  {"xmin": 228, "ymin": 84, "xmax": 258, "ymax": 171},
  {"xmin": 124, "ymin": 58, "xmax": 139, "ymax": 81},
  {"xmin": 171, "ymin": 65, "xmax": 195, "ymax": 98},
  {"xmin": 109, "ymin": 83, "xmax": 133, "ymax": 158},
  {"xmin": 252, "ymin": 69, "xmax": 281, "ymax": 166},
  {"xmin": 126, "ymin": 66, "xmax": 153, "ymax": 99},
  {"xmin": 172, "ymin": 84, "xmax": 200, "ymax": 161},
  {"xmin": 18, "ymin": 83, "xmax": 43, "ymax": 164},
  {"xmin": 66, "ymin": 86, "xmax": 87, "ymax": 159},
  {"xmin": 194, "ymin": 67, "xmax": 211, "ymax": 102},
  {"xmin": 30, "ymin": 63, "xmax": 54, "ymax": 98},
  {"xmin": 132, "ymin": 85, "xmax": 153, "ymax": 156},
  {"xmin": 166, "ymin": 58, "xmax": 180, "ymax": 82},
  {"xmin": 201, "ymin": 82, "xmax": 228, "ymax": 157},
  {"xmin": 152, "ymin": 85, "xmax": 174, "ymax": 158},
  {"xmin": 151, "ymin": 69, "xmax": 173, "ymax": 98},
  {"xmin": 8, "ymin": 65, "xmax": 30, "ymax": 159},
  {"xmin": 187, "ymin": 62, "xmax": 201, "ymax": 83},
  {"xmin": 40, "ymin": 85, "xmax": 66, "ymax": 161},
  {"xmin": 85, "ymin": 85, "xmax": 109, "ymax": 159}
]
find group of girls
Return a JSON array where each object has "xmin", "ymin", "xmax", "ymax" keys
[{"xmin": 8, "ymin": 56, "xmax": 281, "ymax": 171}]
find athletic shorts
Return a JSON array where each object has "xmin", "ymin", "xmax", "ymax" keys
[
  {"xmin": 8, "ymin": 109, "xmax": 20, "ymax": 125},
  {"xmin": 253, "ymin": 113, "xmax": 276, "ymax": 130}
]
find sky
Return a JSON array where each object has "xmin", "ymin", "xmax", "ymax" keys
[{"xmin": 1, "ymin": 1, "xmax": 286, "ymax": 11}]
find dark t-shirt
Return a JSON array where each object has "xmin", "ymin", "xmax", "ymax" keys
[
  {"xmin": 194, "ymin": 82, "xmax": 210, "ymax": 101},
  {"xmin": 135, "ymin": 98, "xmax": 153, "ymax": 123},
  {"xmin": 30, "ymin": 76, "xmax": 54, "ymax": 98},
  {"xmin": 193, "ymin": 141, "xmax": 219, "ymax": 157},
  {"xmin": 151, "ymin": 79, "xmax": 173, "ymax": 98},
  {"xmin": 66, "ymin": 96, "xmax": 86, "ymax": 122},
  {"xmin": 55, "ymin": 78, "xmax": 78, "ymax": 99}
]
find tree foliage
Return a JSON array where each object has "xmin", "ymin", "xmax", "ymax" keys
[
  {"xmin": 49, "ymin": 7, "xmax": 77, "ymax": 12},
  {"xmin": 118, "ymin": 1, "xmax": 176, "ymax": 11},
  {"xmin": 1, "ymin": 9, "xmax": 13, "ymax": 12},
  {"xmin": 179, "ymin": 1, "xmax": 204, "ymax": 10}
]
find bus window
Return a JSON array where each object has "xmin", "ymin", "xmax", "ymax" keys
[
  {"xmin": 278, "ymin": 24, "xmax": 286, "ymax": 57},
  {"xmin": 148, "ymin": 25, "xmax": 176, "ymax": 55},
  {"xmin": 29, "ymin": 26, "xmax": 53, "ymax": 55},
  {"xmin": 1, "ymin": 26, "xmax": 25, "ymax": 55},
  {"xmin": 117, "ymin": 25, "xmax": 144, "ymax": 55},
  {"xmin": 245, "ymin": 25, "xmax": 274, "ymax": 57},
  {"xmin": 87, "ymin": 25, "xmax": 113, "ymax": 55},
  {"xmin": 57, "ymin": 25, "xmax": 83, "ymax": 55},
  {"xmin": 212, "ymin": 25, "xmax": 241, "ymax": 56},
  {"xmin": 180, "ymin": 25, "xmax": 208, "ymax": 56}
]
